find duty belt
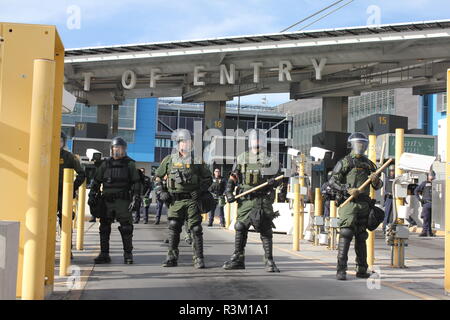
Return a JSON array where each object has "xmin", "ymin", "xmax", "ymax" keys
[
  {"xmin": 171, "ymin": 192, "xmax": 192, "ymax": 201},
  {"xmin": 103, "ymin": 191, "xmax": 131, "ymax": 202}
]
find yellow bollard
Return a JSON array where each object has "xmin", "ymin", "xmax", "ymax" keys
[
  {"xmin": 313, "ymin": 187, "xmax": 323, "ymax": 246},
  {"xmin": 21, "ymin": 59, "xmax": 56, "ymax": 300},
  {"xmin": 329, "ymin": 200, "xmax": 338, "ymax": 250},
  {"xmin": 445, "ymin": 69, "xmax": 450, "ymax": 294},
  {"xmin": 367, "ymin": 134, "xmax": 376, "ymax": 269},
  {"xmin": 393, "ymin": 128, "xmax": 405, "ymax": 267},
  {"xmin": 225, "ymin": 203, "xmax": 231, "ymax": 229},
  {"xmin": 299, "ymin": 154, "xmax": 306, "ymax": 240},
  {"xmin": 292, "ymin": 182, "xmax": 300, "ymax": 251},
  {"xmin": 76, "ymin": 181, "xmax": 86, "ymax": 250},
  {"xmin": 60, "ymin": 169, "xmax": 74, "ymax": 277}
]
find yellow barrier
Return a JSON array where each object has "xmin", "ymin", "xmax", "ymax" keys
[
  {"xmin": 60, "ymin": 169, "xmax": 74, "ymax": 277},
  {"xmin": 367, "ymin": 134, "xmax": 376, "ymax": 269},
  {"xmin": 76, "ymin": 181, "xmax": 86, "ymax": 250},
  {"xmin": 393, "ymin": 128, "xmax": 405, "ymax": 267},
  {"xmin": 21, "ymin": 59, "xmax": 56, "ymax": 300},
  {"xmin": 313, "ymin": 187, "xmax": 323, "ymax": 246}
]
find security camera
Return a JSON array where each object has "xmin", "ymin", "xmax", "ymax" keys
[
  {"xmin": 398, "ymin": 152, "xmax": 436, "ymax": 174},
  {"xmin": 62, "ymin": 87, "xmax": 77, "ymax": 114},
  {"xmin": 288, "ymin": 148, "xmax": 301, "ymax": 157},
  {"xmin": 310, "ymin": 146, "xmax": 333, "ymax": 161},
  {"xmin": 86, "ymin": 148, "xmax": 102, "ymax": 162}
]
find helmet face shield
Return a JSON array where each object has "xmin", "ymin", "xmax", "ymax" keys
[
  {"xmin": 351, "ymin": 141, "xmax": 368, "ymax": 155},
  {"xmin": 248, "ymin": 129, "xmax": 267, "ymax": 152},
  {"xmin": 111, "ymin": 145, "xmax": 126, "ymax": 159},
  {"xmin": 347, "ymin": 132, "xmax": 369, "ymax": 156},
  {"xmin": 171, "ymin": 129, "xmax": 192, "ymax": 153}
]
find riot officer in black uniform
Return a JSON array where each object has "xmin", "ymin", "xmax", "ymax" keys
[
  {"xmin": 134, "ymin": 168, "xmax": 152, "ymax": 224},
  {"xmin": 208, "ymin": 168, "xmax": 226, "ymax": 227},
  {"xmin": 88, "ymin": 137, "xmax": 141, "ymax": 264},
  {"xmin": 414, "ymin": 171, "xmax": 436, "ymax": 237}
]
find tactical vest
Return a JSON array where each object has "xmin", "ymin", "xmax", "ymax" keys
[
  {"xmin": 422, "ymin": 182, "xmax": 433, "ymax": 202},
  {"xmin": 167, "ymin": 154, "xmax": 201, "ymax": 192},
  {"xmin": 240, "ymin": 152, "xmax": 272, "ymax": 189},
  {"xmin": 102, "ymin": 158, "xmax": 131, "ymax": 190},
  {"xmin": 343, "ymin": 155, "xmax": 374, "ymax": 196}
]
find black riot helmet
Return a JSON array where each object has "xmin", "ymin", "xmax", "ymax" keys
[
  {"xmin": 347, "ymin": 132, "xmax": 369, "ymax": 156},
  {"xmin": 60, "ymin": 131, "xmax": 67, "ymax": 149},
  {"xmin": 110, "ymin": 136, "xmax": 127, "ymax": 159},
  {"xmin": 248, "ymin": 129, "xmax": 267, "ymax": 151}
]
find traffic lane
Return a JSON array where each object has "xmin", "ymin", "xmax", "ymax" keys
[{"xmin": 79, "ymin": 217, "xmax": 419, "ymax": 300}]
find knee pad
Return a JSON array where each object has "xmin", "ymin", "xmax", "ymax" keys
[
  {"xmin": 260, "ymin": 227, "xmax": 273, "ymax": 238},
  {"xmin": 119, "ymin": 223, "xmax": 134, "ymax": 235},
  {"xmin": 339, "ymin": 227, "xmax": 354, "ymax": 240},
  {"xmin": 168, "ymin": 219, "xmax": 182, "ymax": 233},
  {"xmin": 191, "ymin": 224, "xmax": 203, "ymax": 235},
  {"xmin": 234, "ymin": 221, "xmax": 248, "ymax": 232},
  {"xmin": 355, "ymin": 230, "xmax": 368, "ymax": 242}
]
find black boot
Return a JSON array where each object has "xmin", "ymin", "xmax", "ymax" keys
[
  {"xmin": 192, "ymin": 225, "xmax": 205, "ymax": 269},
  {"xmin": 336, "ymin": 228, "xmax": 353, "ymax": 280},
  {"xmin": 94, "ymin": 221, "xmax": 111, "ymax": 264},
  {"xmin": 355, "ymin": 232, "xmax": 370, "ymax": 278},
  {"xmin": 118, "ymin": 224, "xmax": 134, "ymax": 264},
  {"xmin": 223, "ymin": 227, "xmax": 247, "ymax": 270},
  {"xmin": 261, "ymin": 231, "xmax": 280, "ymax": 273},
  {"xmin": 163, "ymin": 222, "xmax": 181, "ymax": 267},
  {"xmin": 144, "ymin": 211, "xmax": 149, "ymax": 224}
]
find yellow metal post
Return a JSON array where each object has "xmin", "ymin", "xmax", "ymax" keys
[
  {"xmin": 76, "ymin": 181, "xmax": 86, "ymax": 250},
  {"xmin": 225, "ymin": 203, "xmax": 231, "ymax": 228},
  {"xmin": 393, "ymin": 128, "xmax": 405, "ymax": 267},
  {"xmin": 293, "ymin": 182, "xmax": 300, "ymax": 251},
  {"xmin": 299, "ymin": 154, "xmax": 306, "ymax": 240},
  {"xmin": 329, "ymin": 200, "xmax": 337, "ymax": 250},
  {"xmin": 21, "ymin": 59, "xmax": 56, "ymax": 300},
  {"xmin": 445, "ymin": 69, "xmax": 450, "ymax": 294},
  {"xmin": 313, "ymin": 187, "xmax": 323, "ymax": 246},
  {"xmin": 367, "ymin": 134, "xmax": 376, "ymax": 269},
  {"xmin": 60, "ymin": 169, "xmax": 74, "ymax": 277}
]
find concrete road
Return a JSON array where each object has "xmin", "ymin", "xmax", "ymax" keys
[{"xmin": 50, "ymin": 207, "xmax": 448, "ymax": 300}]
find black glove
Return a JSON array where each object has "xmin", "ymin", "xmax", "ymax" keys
[
  {"xmin": 128, "ymin": 195, "xmax": 141, "ymax": 212},
  {"xmin": 159, "ymin": 191, "xmax": 171, "ymax": 203},
  {"xmin": 190, "ymin": 191, "xmax": 200, "ymax": 201},
  {"xmin": 226, "ymin": 193, "xmax": 236, "ymax": 203}
]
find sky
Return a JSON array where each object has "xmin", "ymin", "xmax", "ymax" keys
[{"xmin": 1, "ymin": 0, "xmax": 449, "ymax": 106}]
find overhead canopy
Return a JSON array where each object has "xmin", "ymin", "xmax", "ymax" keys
[{"xmin": 64, "ymin": 19, "xmax": 450, "ymax": 105}]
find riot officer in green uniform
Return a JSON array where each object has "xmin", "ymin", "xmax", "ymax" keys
[
  {"xmin": 58, "ymin": 132, "xmax": 86, "ymax": 259},
  {"xmin": 223, "ymin": 129, "xmax": 280, "ymax": 273},
  {"xmin": 88, "ymin": 137, "xmax": 141, "ymax": 264},
  {"xmin": 154, "ymin": 129, "xmax": 212, "ymax": 269},
  {"xmin": 329, "ymin": 132, "xmax": 383, "ymax": 280}
]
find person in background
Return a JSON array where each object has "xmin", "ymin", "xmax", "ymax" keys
[
  {"xmin": 134, "ymin": 168, "xmax": 152, "ymax": 224},
  {"xmin": 208, "ymin": 168, "xmax": 226, "ymax": 227},
  {"xmin": 414, "ymin": 171, "xmax": 436, "ymax": 237},
  {"xmin": 382, "ymin": 166, "xmax": 395, "ymax": 235}
]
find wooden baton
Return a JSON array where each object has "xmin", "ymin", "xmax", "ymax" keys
[
  {"xmin": 339, "ymin": 158, "xmax": 393, "ymax": 208},
  {"xmin": 234, "ymin": 175, "xmax": 285, "ymax": 200}
]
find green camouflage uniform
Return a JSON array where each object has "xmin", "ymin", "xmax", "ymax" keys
[
  {"xmin": 155, "ymin": 152, "xmax": 212, "ymax": 267},
  {"xmin": 329, "ymin": 151, "xmax": 382, "ymax": 276},
  {"xmin": 223, "ymin": 150, "xmax": 280, "ymax": 272}
]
